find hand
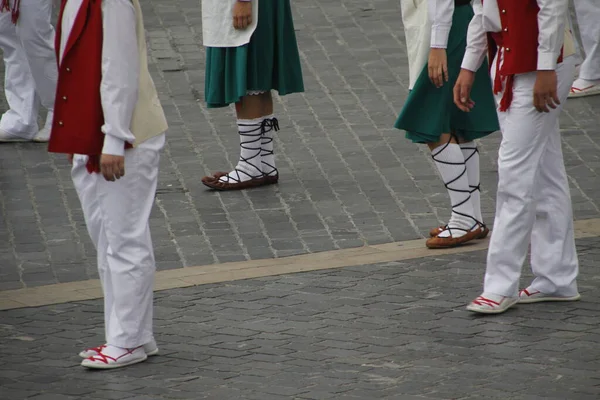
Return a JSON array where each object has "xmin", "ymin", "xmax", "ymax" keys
[
  {"xmin": 453, "ymin": 69, "xmax": 476, "ymax": 112},
  {"xmin": 67, "ymin": 154, "xmax": 74, "ymax": 164},
  {"xmin": 533, "ymin": 70, "xmax": 559, "ymax": 113},
  {"xmin": 233, "ymin": 1, "xmax": 252, "ymax": 30},
  {"xmin": 428, "ymin": 48, "xmax": 448, "ymax": 88},
  {"xmin": 100, "ymin": 154, "xmax": 125, "ymax": 182}
]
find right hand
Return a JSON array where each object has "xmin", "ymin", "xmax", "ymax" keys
[
  {"xmin": 233, "ymin": 1, "xmax": 252, "ymax": 30},
  {"xmin": 100, "ymin": 154, "xmax": 125, "ymax": 182},
  {"xmin": 453, "ymin": 69, "xmax": 476, "ymax": 112},
  {"xmin": 428, "ymin": 48, "xmax": 448, "ymax": 88}
]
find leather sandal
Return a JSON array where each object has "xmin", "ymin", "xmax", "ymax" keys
[
  {"xmin": 425, "ymin": 225, "xmax": 483, "ymax": 249},
  {"xmin": 430, "ymin": 224, "xmax": 489, "ymax": 239}
]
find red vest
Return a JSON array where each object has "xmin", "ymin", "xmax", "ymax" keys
[
  {"xmin": 486, "ymin": 0, "xmax": 563, "ymax": 111},
  {"xmin": 48, "ymin": 0, "xmax": 131, "ymax": 172}
]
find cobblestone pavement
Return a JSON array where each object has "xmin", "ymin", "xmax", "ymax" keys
[
  {"xmin": 0, "ymin": 236, "xmax": 599, "ymax": 400},
  {"xmin": 0, "ymin": 1, "xmax": 599, "ymax": 290}
]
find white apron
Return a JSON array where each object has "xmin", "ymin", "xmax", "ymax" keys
[
  {"xmin": 202, "ymin": 0, "xmax": 259, "ymax": 48},
  {"xmin": 401, "ymin": 0, "xmax": 431, "ymax": 90}
]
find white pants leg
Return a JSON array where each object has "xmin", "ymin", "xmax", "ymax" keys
[
  {"xmin": 15, "ymin": 0, "xmax": 57, "ymax": 110},
  {"xmin": 574, "ymin": 0, "xmax": 600, "ymax": 81},
  {"xmin": 0, "ymin": 10, "xmax": 39, "ymax": 138},
  {"xmin": 484, "ymin": 58, "xmax": 578, "ymax": 297},
  {"xmin": 72, "ymin": 135, "xmax": 164, "ymax": 348},
  {"xmin": 529, "ymin": 115, "xmax": 579, "ymax": 297}
]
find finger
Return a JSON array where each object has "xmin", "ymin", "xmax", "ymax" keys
[
  {"xmin": 233, "ymin": 16, "xmax": 239, "ymax": 29},
  {"xmin": 552, "ymin": 92, "xmax": 561, "ymax": 106},
  {"xmin": 429, "ymin": 67, "xmax": 435, "ymax": 85},
  {"xmin": 443, "ymin": 63, "xmax": 449, "ymax": 82},
  {"xmin": 246, "ymin": 16, "xmax": 252, "ymax": 28},
  {"xmin": 436, "ymin": 65, "xmax": 443, "ymax": 87}
]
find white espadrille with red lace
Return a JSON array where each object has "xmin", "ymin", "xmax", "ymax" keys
[
  {"xmin": 81, "ymin": 345, "xmax": 147, "ymax": 369},
  {"xmin": 466, "ymin": 293, "xmax": 518, "ymax": 314},
  {"xmin": 568, "ymin": 78, "xmax": 600, "ymax": 98},
  {"xmin": 79, "ymin": 338, "xmax": 159, "ymax": 359},
  {"xmin": 518, "ymin": 287, "xmax": 581, "ymax": 304}
]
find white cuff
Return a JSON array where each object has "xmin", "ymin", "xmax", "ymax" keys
[
  {"xmin": 430, "ymin": 26, "xmax": 451, "ymax": 49},
  {"xmin": 461, "ymin": 52, "xmax": 483, "ymax": 72},
  {"xmin": 102, "ymin": 135, "xmax": 126, "ymax": 156},
  {"xmin": 537, "ymin": 52, "xmax": 558, "ymax": 70}
]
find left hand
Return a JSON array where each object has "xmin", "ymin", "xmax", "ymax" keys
[
  {"xmin": 100, "ymin": 154, "xmax": 125, "ymax": 182},
  {"xmin": 428, "ymin": 48, "xmax": 449, "ymax": 88},
  {"xmin": 233, "ymin": 1, "xmax": 252, "ymax": 30},
  {"xmin": 533, "ymin": 70, "xmax": 560, "ymax": 113}
]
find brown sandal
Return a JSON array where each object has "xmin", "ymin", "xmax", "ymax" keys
[
  {"xmin": 426, "ymin": 225, "xmax": 483, "ymax": 249},
  {"xmin": 430, "ymin": 224, "xmax": 489, "ymax": 239},
  {"xmin": 201, "ymin": 170, "xmax": 266, "ymax": 191}
]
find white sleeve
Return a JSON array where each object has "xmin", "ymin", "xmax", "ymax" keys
[
  {"xmin": 100, "ymin": 0, "xmax": 139, "ymax": 156},
  {"xmin": 429, "ymin": 0, "xmax": 455, "ymax": 48},
  {"xmin": 536, "ymin": 0, "xmax": 568, "ymax": 70},
  {"xmin": 460, "ymin": 0, "xmax": 487, "ymax": 72}
]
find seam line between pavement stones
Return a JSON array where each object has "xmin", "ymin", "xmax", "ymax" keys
[{"xmin": 1, "ymin": 217, "xmax": 598, "ymax": 311}]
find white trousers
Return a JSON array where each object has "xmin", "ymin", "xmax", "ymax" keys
[
  {"xmin": 485, "ymin": 57, "xmax": 579, "ymax": 298},
  {"xmin": 72, "ymin": 135, "xmax": 164, "ymax": 348},
  {"xmin": 0, "ymin": 0, "xmax": 57, "ymax": 138},
  {"xmin": 574, "ymin": 0, "xmax": 600, "ymax": 81}
]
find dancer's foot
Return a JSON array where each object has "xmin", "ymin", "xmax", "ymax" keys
[
  {"xmin": 430, "ymin": 224, "xmax": 488, "ymax": 239},
  {"xmin": 79, "ymin": 338, "xmax": 159, "ymax": 358},
  {"xmin": 466, "ymin": 293, "xmax": 518, "ymax": 314},
  {"xmin": 81, "ymin": 345, "xmax": 147, "ymax": 369},
  {"xmin": 425, "ymin": 225, "xmax": 482, "ymax": 249},
  {"xmin": 518, "ymin": 287, "xmax": 581, "ymax": 304}
]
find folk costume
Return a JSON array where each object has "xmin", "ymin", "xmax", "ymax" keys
[
  {"xmin": 569, "ymin": 0, "xmax": 600, "ymax": 98},
  {"xmin": 396, "ymin": 0, "xmax": 500, "ymax": 249},
  {"xmin": 0, "ymin": 0, "xmax": 57, "ymax": 142},
  {"xmin": 201, "ymin": 0, "xmax": 304, "ymax": 190},
  {"xmin": 49, "ymin": 0, "xmax": 168, "ymax": 368},
  {"xmin": 463, "ymin": 0, "xmax": 580, "ymax": 314}
]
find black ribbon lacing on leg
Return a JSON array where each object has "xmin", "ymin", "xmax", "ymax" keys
[
  {"xmin": 219, "ymin": 121, "xmax": 264, "ymax": 183},
  {"xmin": 431, "ymin": 135, "xmax": 482, "ymax": 236},
  {"xmin": 260, "ymin": 117, "xmax": 280, "ymax": 177}
]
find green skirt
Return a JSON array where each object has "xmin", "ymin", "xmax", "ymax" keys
[
  {"xmin": 204, "ymin": 0, "xmax": 305, "ymax": 108},
  {"xmin": 394, "ymin": 5, "xmax": 499, "ymax": 143}
]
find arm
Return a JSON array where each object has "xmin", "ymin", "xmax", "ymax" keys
[
  {"xmin": 536, "ymin": 0, "xmax": 568, "ymax": 70},
  {"xmin": 460, "ymin": 0, "xmax": 487, "ymax": 72},
  {"xmin": 428, "ymin": 0, "xmax": 454, "ymax": 49},
  {"xmin": 100, "ymin": 0, "xmax": 139, "ymax": 157}
]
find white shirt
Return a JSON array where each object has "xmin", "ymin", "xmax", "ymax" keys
[
  {"xmin": 429, "ymin": 0, "xmax": 456, "ymax": 49},
  {"xmin": 461, "ymin": 0, "xmax": 569, "ymax": 72},
  {"xmin": 60, "ymin": 0, "xmax": 140, "ymax": 156},
  {"xmin": 202, "ymin": 0, "xmax": 259, "ymax": 47}
]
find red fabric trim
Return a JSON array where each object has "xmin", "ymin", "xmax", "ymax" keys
[{"xmin": 1, "ymin": 0, "xmax": 19, "ymax": 23}]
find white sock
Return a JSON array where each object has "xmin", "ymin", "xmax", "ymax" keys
[
  {"xmin": 219, "ymin": 118, "xmax": 264, "ymax": 183},
  {"xmin": 460, "ymin": 141, "xmax": 483, "ymax": 225},
  {"xmin": 431, "ymin": 142, "xmax": 476, "ymax": 238},
  {"xmin": 260, "ymin": 115, "xmax": 279, "ymax": 177}
]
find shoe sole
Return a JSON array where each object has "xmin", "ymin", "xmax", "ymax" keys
[
  {"xmin": 518, "ymin": 294, "xmax": 581, "ymax": 304},
  {"xmin": 81, "ymin": 355, "xmax": 147, "ymax": 370},
  {"xmin": 466, "ymin": 299, "xmax": 517, "ymax": 314}
]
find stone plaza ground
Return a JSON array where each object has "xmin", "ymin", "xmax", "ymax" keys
[{"xmin": 1, "ymin": 0, "xmax": 600, "ymax": 399}]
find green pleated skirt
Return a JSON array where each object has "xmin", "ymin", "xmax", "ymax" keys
[
  {"xmin": 394, "ymin": 5, "xmax": 499, "ymax": 143},
  {"xmin": 204, "ymin": 0, "xmax": 305, "ymax": 108}
]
